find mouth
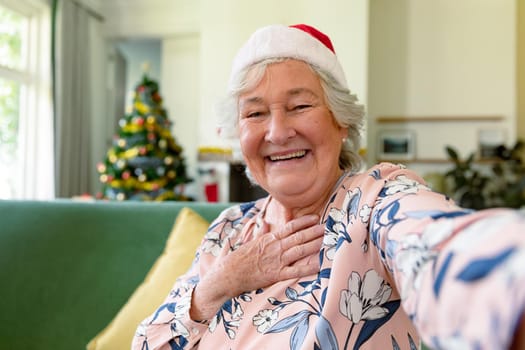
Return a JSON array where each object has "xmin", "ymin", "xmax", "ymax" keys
[{"xmin": 268, "ymin": 150, "xmax": 307, "ymax": 162}]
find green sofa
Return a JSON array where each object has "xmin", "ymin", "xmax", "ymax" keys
[{"xmin": 0, "ymin": 199, "xmax": 231, "ymax": 350}]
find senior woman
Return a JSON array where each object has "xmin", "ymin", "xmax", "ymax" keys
[{"xmin": 133, "ymin": 24, "xmax": 525, "ymax": 349}]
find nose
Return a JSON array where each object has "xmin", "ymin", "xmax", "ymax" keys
[{"xmin": 264, "ymin": 108, "xmax": 296, "ymax": 144}]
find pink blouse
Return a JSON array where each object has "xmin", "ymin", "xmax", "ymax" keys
[{"xmin": 133, "ymin": 163, "xmax": 525, "ymax": 349}]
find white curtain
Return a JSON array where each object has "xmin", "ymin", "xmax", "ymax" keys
[
  {"xmin": 12, "ymin": 0, "xmax": 54, "ymax": 199},
  {"xmin": 53, "ymin": 0, "xmax": 101, "ymax": 197}
]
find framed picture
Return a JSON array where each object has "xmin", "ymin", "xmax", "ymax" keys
[
  {"xmin": 478, "ymin": 129, "xmax": 506, "ymax": 159},
  {"xmin": 377, "ymin": 130, "xmax": 416, "ymax": 160}
]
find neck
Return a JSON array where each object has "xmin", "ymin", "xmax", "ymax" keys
[{"xmin": 264, "ymin": 169, "xmax": 345, "ymax": 227}]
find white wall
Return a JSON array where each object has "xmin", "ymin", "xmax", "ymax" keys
[
  {"xmin": 116, "ymin": 39, "xmax": 162, "ymax": 108},
  {"xmin": 161, "ymin": 34, "xmax": 201, "ymax": 197},
  {"xmin": 101, "ymin": 0, "xmax": 199, "ymax": 38},
  {"xmin": 368, "ymin": 0, "xmax": 516, "ymax": 169}
]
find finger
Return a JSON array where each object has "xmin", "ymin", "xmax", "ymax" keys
[
  {"xmin": 281, "ymin": 224, "xmax": 324, "ymax": 250},
  {"xmin": 292, "ymin": 248, "xmax": 321, "ymax": 267},
  {"xmin": 274, "ymin": 214, "xmax": 319, "ymax": 239},
  {"xmin": 282, "ymin": 236, "xmax": 323, "ymax": 264},
  {"xmin": 280, "ymin": 258, "xmax": 321, "ymax": 280}
]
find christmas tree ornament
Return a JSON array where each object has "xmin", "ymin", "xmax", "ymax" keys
[
  {"xmin": 116, "ymin": 159, "xmax": 126, "ymax": 169},
  {"xmin": 97, "ymin": 163, "xmax": 106, "ymax": 173},
  {"xmin": 135, "ymin": 117, "xmax": 145, "ymax": 126}
]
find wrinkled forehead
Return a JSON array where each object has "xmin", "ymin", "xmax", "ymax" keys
[
  {"xmin": 236, "ymin": 60, "xmax": 325, "ymax": 108},
  {"xmin": 237, "ymin": 58, "xmax": 319, "ymax": 96}
]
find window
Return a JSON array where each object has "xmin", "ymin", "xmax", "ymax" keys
[
  {"xmin": 0, "ymin": 0, "xmax": 53, "ymax": 199},
  {"xmin": 0, "ymin": 3, "xmax": 25, "ymax": 198}
]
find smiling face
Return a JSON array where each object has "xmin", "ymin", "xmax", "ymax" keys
[{"xmin": 238, "ymin": 60, "xmax": 348, "ymax": 208}]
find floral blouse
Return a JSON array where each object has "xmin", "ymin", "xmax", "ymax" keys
[{"xmin": 132, "ymin": 163, "xmax": 525, "ymax": 350}]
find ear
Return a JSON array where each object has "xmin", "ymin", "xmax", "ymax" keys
[{"xmin": 339, "ymin": 126, "xmax": 349, "ymax": 140}]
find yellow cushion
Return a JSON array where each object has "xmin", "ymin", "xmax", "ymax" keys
[{"xmin": 86, "ymin": 207, "xmax": 209, "ymax": 350}]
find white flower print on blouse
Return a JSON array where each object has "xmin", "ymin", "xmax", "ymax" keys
[
  {"xmin": 384, "ymin": 175, "xmax": 430, "ymax": 196},
  {"xmin": 209, "ymin": 313, "xmax": 240, "ymax": 340},
  {"xmin": 323, "ymin": 228, "xmax": 339, "ymax": 260},
  {"xmin": 164, "ymin": 295, "xmax": 192, "ymax": 338},
  {"xmin": 359, "ymin": 204, "xmax": 371, "ymax": 224},
  {"xmin": 394, "ymin": 219, "xmax": 455, "ymax": 298},
  {"xmin": 202, "ymin": 230, "xmax": 223, "ymax": 257},
  {"xmin": 339, "ymin": 269, "xmax": 392, "ymax": 323},
  {"xmin": 202, "ymin": 205, "xmax": 246, "ymax": 257},
  {"xmin": 324, "ymin": 188, "xmax": 362, "ymax": 261},
  {"xmin": 252, "ymin": 309, "xmax": 279, "ymax": 333}
]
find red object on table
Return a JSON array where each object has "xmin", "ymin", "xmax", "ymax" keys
[{"xmin": 205, "ymin": 183, "xmax": 218, "ymax": 202}]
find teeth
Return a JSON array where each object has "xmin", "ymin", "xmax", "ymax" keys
[{"xmin": 269, "ymin": 150, "xmax": 306, "ymax": 161}]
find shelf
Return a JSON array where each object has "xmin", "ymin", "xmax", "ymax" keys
[
  {"xmin": 378, "ymin": 158, "xmax": 450, "ymax": 164},
  {"xmin": 377, "ymin": 115, "xmax": 504, "ymax": 123},
  {"xmin": 378, "ymin": 158, "xmax": 501, "ymax": 164}
]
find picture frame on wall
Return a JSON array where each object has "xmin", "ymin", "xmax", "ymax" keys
[
  {"xmin": 377, "ymin": 129, "xmax": 416, "ymax": 160},
  {"xmin": 478, "ymin": 128, "xmax": 506, "ymax": 159}
]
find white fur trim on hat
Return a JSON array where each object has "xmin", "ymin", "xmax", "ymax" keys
[{"xmin": 228, "ymin": 24, "xmax": 348, "ymax": 90}]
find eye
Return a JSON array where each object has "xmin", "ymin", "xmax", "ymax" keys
[
  {"xmin": 289, "ymin": 104, "xmax": 313, "ymax": 113},
  {"xmin": 295, "ymin": 104, "xmax": 311, "ymax": 110},
  {"xmin": 242, "ymin": 111, "xmax": 265, "ymax": 119}
]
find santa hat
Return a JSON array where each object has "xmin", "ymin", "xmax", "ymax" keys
[{"xmin": 229, "ymin": 24, "xmax": 348, "ymax": 90}]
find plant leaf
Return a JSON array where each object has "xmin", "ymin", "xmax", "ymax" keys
[
  {"xmin": 433, "ymin": 252, "xmax": 454, "ymax": 297},
  {"xmin": 353, "ymin": 300, "xmax": 400, "ymax": 350},
  {"xmin": 290, "ymin": 315, "xmax": 310, "ymax": 350},
  {"xmin": 267, "ymin": 310, "xmax": 311, "ymax": 333},
  {"xmin": 315, "ymin": 315, "xmax": 339, "ymax": 350},
  {"xmin": 456, "ymin": 247, "xmax": 516, "ymax": 282}
]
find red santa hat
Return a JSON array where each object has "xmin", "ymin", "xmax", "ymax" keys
[{"xmin": 229, "ymin": 24, "xmax": 348, "ymax": 90}]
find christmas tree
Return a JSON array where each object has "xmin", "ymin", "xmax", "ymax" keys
[{"xmin": 97, "ymin": 71, "xmax": 192, "ymax": 201}]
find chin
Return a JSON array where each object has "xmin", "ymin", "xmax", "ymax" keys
[{"xmin": 267, "ymin": 176, "xmax": 315, "ymax": 197}]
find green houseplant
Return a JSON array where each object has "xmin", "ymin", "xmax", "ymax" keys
[{"xmin": 444, "ymin": 141, "xmax": 525, "ymax": 209}]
